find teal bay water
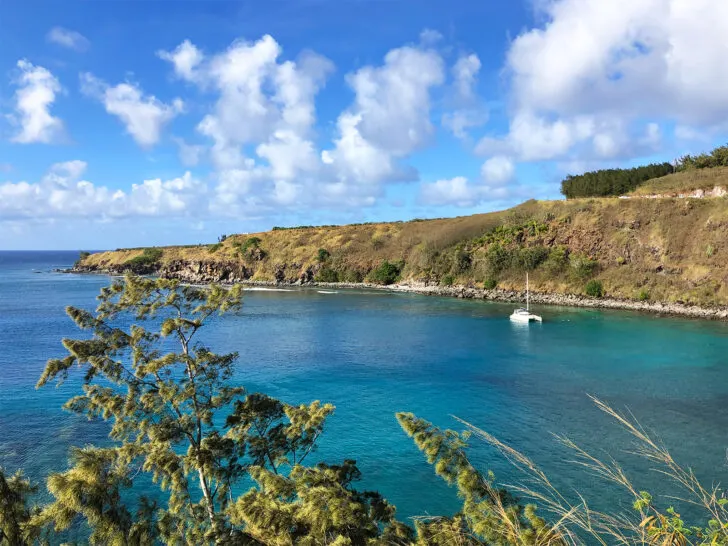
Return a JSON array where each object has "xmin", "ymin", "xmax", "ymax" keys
[{"xmin": 3, "ymin": 250, "xmax": 728, "ymax": 528}]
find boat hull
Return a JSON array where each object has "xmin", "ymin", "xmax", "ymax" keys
[{"xmin": 510, "ymin": 312, "xmax": 542, "ymax": 323}]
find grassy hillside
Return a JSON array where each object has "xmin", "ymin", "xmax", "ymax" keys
[
  {"xmin": 628, "ymin": 166, "xmax": 728, "ymax": 196},
  {"xmin": 80, "ymin": 188, "xmax": 728, "ymax": 306}
]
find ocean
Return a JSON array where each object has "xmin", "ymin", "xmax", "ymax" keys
[{"xmin": 2, "ymin": 250, "xmax": 728, "ymax": 530}]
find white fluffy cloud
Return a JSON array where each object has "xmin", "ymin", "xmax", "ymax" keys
[
  {"xmin": 323, "ymin": 45, "xmax": 444, "ymax": 186},
  {"xmin": 9, "ymin": 60, "xmax": 65, "ymax": 144},
  {"xmin": 160, "ymin": 36, "xmax": 332, "ymax": 169},
  {"xmin": 420, "ymin": 176, "xmax": 513, "ymax": 207},
  {"xmin": 157, "ymin": 40, "xmax": 204, "ymax": 80},
  {"xmin": 80, "ymin": 73, "xmax": 184, "ymax": 147},
  {"xmin": 442, "ymin": 53, "xmax": 487, "ymax": 139},
  {"xmin": 480, "ymin": 0, "xmax": 728, "ymax": 162},
  {"xmin": 158, "ymin": 35, "xmax": 447, "ymax": 214},
  {"xmin": 0, "ymin": 161, "xmax": 206, "ymax": 220},
  {"xmin": 420, "ymin": 155, "xmax": 519, "ymax": 207},
  {"xmin": 481, "ymin": 156, "xmax": 515, "ymax": 185},
  {"xmin": 46, "ymin": 27, "xmax": 89, "ymax": 52}
]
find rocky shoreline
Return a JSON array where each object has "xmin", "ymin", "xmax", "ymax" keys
[{"xmin": 70, "ymin": 265, "xmax": 728, "ymax": 321}]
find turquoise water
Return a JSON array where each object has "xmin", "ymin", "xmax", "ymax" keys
[{"xmin": 3, "ymin": 251, "xmax": 728, "ymax": 527}]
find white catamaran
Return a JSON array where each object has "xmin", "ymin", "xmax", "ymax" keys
[{"xmin": 510, "ymin": 273, "xmax": 542, "ymax": 323}]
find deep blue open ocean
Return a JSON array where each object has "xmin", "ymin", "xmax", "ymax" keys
[{"xmin": 3, "ymin": 250, "xmax": 728, "ymax": 532}]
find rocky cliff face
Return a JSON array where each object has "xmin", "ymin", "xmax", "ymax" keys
[{"xmin": 75, "ymin": 259, "xmax": 319, "ymax": 285}]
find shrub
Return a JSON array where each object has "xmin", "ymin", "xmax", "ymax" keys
[
  {"xmin": 371, "ymin": 236, "xmax": 385, "ymax": 250},
  {"xmin": 638, "ymin": 289, "xmax": 650, "ymax": 301},
  {"xmin": 233, "ymin": 237, "xmax": 267, "ymax": 260},
  {"xmin": 485, "ymin": 244, "xmax": 512, "ymax": 274},
  {"xmin": 208, "ymin": 243, "xmax": 223, "ymax": 253},
  {"xmin": 513, "ymin": 246, "xmax": 549, "ymax": 271},
  {"xmin": 483, "ymin": 278, "xmax": 497, "ymax": 290},
  {"xmin": 123, "ymin": 248, "xmax": 163, "ymax": 271},
  {"xmin": 452, "ymin": 247, "xmax": 472, "ymax": 274},
  {"xmin": 74, "ymin": 251, "xmax": 91, "ymax": 267},
  {"xmin": 241, "ymin": 237, "xmax": 262, "ymax": 253},
  {"xmin": 315, "ymin": 266, "xmax": 339, "ymax": 283},
  {"xmin": 441, "ymin": 275, "xmax": 455, "ymax": 286},
  {"xmin": 616, "ymin": 256, "xmax": 627, "ymax": 265},
  {"xmin": 340, "ymin": 269, "xmax": 364, "ymax": 283},
  {"xmin": 570, "ymin": 255, "xmax": 599, "ymax": 279},
  {"xmin": 544, "ymin": 246, "xmax": 569, "ymax": 274},
  {"xmin": 317, "ymin": 248, "xmax": 331, "ymax": 263},
  {"xmin": 706, "ymin": 244, "xmax": 715, "ymax": 257},
  {"xmin": 368, "ymin": 260, "xmax": 402, "ymax": 285},
  {"xmin": 585, "ymin": 279, "xmax": 604, "ymax": 298}
]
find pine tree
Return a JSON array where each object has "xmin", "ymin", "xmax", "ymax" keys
[
  {"xmin": 396, "ymin": 413, "xmax": 564, "ymax": 545},
  {"xmin": 0, "ymin": 468, "xmax": 42, "ymax": 545},
  {"xmin": 28, "ymin": 275, "xmax": 409, "ymax": 544}
]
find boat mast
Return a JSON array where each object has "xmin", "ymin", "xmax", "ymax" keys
[{"xmin": 526, "ymin": 272, "xmax": 529, "ymax": 311}]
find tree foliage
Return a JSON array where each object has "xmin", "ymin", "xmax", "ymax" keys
[
  {"xmin": 679, "ymin": 144, "xmax": 728, "ymax": 170},
  {"xmin": 18, "ymin": 275, "xmax": 410, "ymax": 544},
  {"xmin": 396, "ymin": 413, "xmax": 564, "ymax": 545},
  {"xmin": 560, "ymin": 163, "xmax": 674, "ymax": 198}
]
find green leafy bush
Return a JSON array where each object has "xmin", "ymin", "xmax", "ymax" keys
[
  {"xmin": 570, "ymin": 254, "xmax": 599, "ymax": 279},
  {"xmin": 452, "ymin": 247, "xmax": 472, "ymax": 273},
  {"xmin": 317, "ymin": 248, "xmax": 331, "ymax": 262},
  {"xmin": 241, "ymin": 237, "xmax": 262, "ymax": 253},
  {"xmin": 74, "ymin": 251, "xmax": 91, "ymax": 267},
  {"xmin": 315, "ymin": 266, "xmax": 339, "ymax": 283},
  {"xmin": 544, "ymin": 246, "xmax": 569, "ymax": 274},
  {"xmin": 585, "ymin": 279, "xmax": 604, "ymax": 298},
  {"xmin": 340, "ymin": 268, "xmax": 364, "ymax": 283},
  {"xmin": 441, "ymin": 275, "xmax": 455, "ymax": 286},
  {"xmin": 483, "ymin": 278, "xmax": 497, "ymax": 290},
  {"xmin": 485, "ymin": 244, "xmax": 511, "ymax": 274},
  {"xmin": 513, "ymin": 247, "xmax": 549, "ymax": 271},
  {"xmin": 207, "ymin": 243, "xmax": 223, "ymax": 253},
  {"xmin": 638, "ymin": 289, "xmax": 650, "ymax": 301},
  {"xmin": 233, "ymin": 237, "xmax": 267, "ymax": 260},
  {"xmin": 123, "ymin": 248, "xmax": 163, "ymax": 271},
  {"xmin": 368, "ymin": 260, "xmax": 402, "ymax": 285}
]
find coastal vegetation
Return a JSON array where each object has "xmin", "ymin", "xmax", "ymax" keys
[
  {"xmin": 121, "ymin": 247, "xmax": 164, "ymax": 273},
  {"xmin": 2, "ymin": 275, "xmax": 728, "ymax": 545},
  {"xmin": 77, "ymin": 193, "xmax": 728, "ymax": 307},
  {"xmin": 679, "ymin": 144, "xmax": 728, "ymax": 170},
  {"xmin": 560, "ymin": 144, "xmax": 728, "ymax": 199},
  {"xmin": 560, "ymin": 162, "xmax": 675, "ymax": 198}
]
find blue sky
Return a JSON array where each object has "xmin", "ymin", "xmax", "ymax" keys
[{"xmin": 1, "ymin": 0, "xmax": 727, "ymax": 249}]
